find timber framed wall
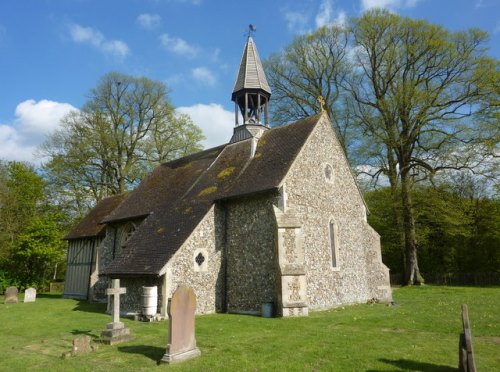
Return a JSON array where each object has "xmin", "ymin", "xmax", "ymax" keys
[{"xmin": 63, "ymin": 237, "xmax": 103, "ymax": 299}]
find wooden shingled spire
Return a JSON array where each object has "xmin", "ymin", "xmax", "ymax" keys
[{"xmin": 231, "ymin": 35, "xmax": 271, "ymax": 127}]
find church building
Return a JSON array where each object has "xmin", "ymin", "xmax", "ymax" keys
[{"xmin": 63, "ymin": 36, "xmax": 391, "ymax": 317}]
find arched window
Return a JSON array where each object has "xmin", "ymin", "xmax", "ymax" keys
[{"xmin": 121, "ymin": 222, "xmax": 136, "ymax": 248}]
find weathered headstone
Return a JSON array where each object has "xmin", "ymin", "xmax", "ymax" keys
[
  {"xmin": 61, "ymin": 335, "xmax": 96, "ymax": 358},
  {"xmin": 72, "ymin": 335, "xmax": 93, "ymax": 354},
  {"xmin": 4, "ymin": 286, "xmax": 18, "ymax": 304},
  {"xmin": 99, "ymin": 279, "xmax": 134, "ymax": 345},
  {"xmin": 161, "ymin": 285, "xmax": 201, "ymax": 364},
  {"xmin": 24, "ymin": 287, "xmax": 37, "ymax": 303},
  {"xmin": 459, "ymin": 304, "xmax": 477, "ymax": 372}
]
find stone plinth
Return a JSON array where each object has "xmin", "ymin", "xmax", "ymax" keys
[{"xmin": 100, "ymin": 323, "xmax": 134, "ymax": 345}]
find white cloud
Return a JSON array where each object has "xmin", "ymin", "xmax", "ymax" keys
[
  {"xmin": 68, "ymin": 23, "xmax": 129, "ymax": 59},
  {"xmin": 360, "ymin": 0, "xmax": 421, "ymax": 11},
  {"xmin": 0, "ymin": 99, "xmax": 77, "ymax": 163},
  {"xmin": 333, "ymin": 10, "xmax": 348, "ymax": 28},
  {"xmin": 137, "ymin": 13, "xmax": 161, "ymax": 30},
  {"xmin": 160, "ymin": 33, "xmax": 199, "ymax": 57},
  {"xmin": 315, "ymin": 0, "xmax": 348, "ymax": 29},
  {"xmin": 192, "ymin": 67, "xmax": 216, "ymax": 86},
  {"xmin": 177, "ymin": 104, "xmax": 233, "ymax": 148},
  {"xmin": 284, "ymin": 11, "xmax": 310, "ymax": 32},
  {"xmin": 316, "ymin": 0, "xmax": 333, "ymax": 28}
]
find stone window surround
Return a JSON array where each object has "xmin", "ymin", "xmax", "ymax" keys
[
  {"xmin": 328, "ymin": 218, "xmax": 340, "ymax": 271},
  {"xmin": 121, "ymin": 222, "xmax": 137, "ymax": 248},
  {"xmin": 193, "ymin": 248, "xmax": 208, "ymax": 272},
  {"xmin": 322, "ymin": 162, "xmax": 334, "ymax": 183}
]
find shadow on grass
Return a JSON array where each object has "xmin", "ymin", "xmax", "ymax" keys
[
  {"xmin": 118, "ymin": 345, "xmax": 165, "ymax": 362},
  {"xmin": 37, "ymin": 293, "xmax": 63, "ymax": 299},
  {"xmin": 367, "ymin": 358, "xmax": 457, "ymax": 371},
  {"xmin": 72, "ymin": 300, "xmax": 107, "ymax": 314}
]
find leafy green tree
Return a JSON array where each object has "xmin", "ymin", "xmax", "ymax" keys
[
  {"xmin": 0, "ymin": 161, "xmax": 46, "ymax": 262},
  {"xmin": 264, "ymin": 26, "xmax": 354, "ymax": 152},
  {"xmin": 12, "ymin": 215, "xmax": 66, "ymax": 289},
  {"xmin": 0, "ymin": 161, "xmax": 67, "ymax": 288},
  {"xmin": 40, "ymin": 72, "xmax": 204, "ymax": 217},
  {"xmin": 366, "ymin": 185, "xmax": 500, "ymax": 281},
  {"xmin": 347, "ymin": 9, "xmax": 498, "ymax": 284},
  {"xmin": 265, "ymin": 10, "xmax": 499, "ymax": 285}
]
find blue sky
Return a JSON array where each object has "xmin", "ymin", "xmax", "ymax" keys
[{"xmin": 1, "ymin": 0, "xmax": 499, "ymax": 162}]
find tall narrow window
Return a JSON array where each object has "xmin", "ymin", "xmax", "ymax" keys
[{"xmin": 329, "ymin": 220, "xmax": 339, "ymax": 269}]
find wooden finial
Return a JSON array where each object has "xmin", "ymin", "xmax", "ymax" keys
[{"xmin": 317, "ymin": 96, "xmax": 326, "ymax": 113}]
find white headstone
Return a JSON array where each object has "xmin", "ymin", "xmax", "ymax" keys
[{"xmin": 24, "ymin": 288, "xmax": 36, "ymax": 303}]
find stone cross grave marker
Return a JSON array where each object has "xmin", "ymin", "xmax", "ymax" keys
[
  {"xmin": 4, "ymin": 286, "xmax": 18, "ymax": 304},
  {"xmin": 107, "ymin": 279, "xmax": 126, "ymax": 329},
  {"xmin": 24, "ymin": 288, "xmax": 36, "ymax": 303},
  {"xmin": 161, "ymin": 285, "xmax": 201, "ymax": 364},
  {"xmin": 99, "ymin": 279, "xmax": 134, "ymax": 345}
]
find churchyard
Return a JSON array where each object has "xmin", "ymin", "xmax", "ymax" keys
[{"xmin": 1, "ymin": 285, "xmax": 498, "ymax": 371}]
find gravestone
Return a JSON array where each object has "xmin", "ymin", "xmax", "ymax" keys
[
  {"xmin": 459, "ymin": 304, "xmax": 477, "ymax": 372},
  {"xmin": 161, "ymin": 285, "xmax": 201, "ymax": 364},
  {"xmin": 24, "ymin": 288, "xmax": 37, "ymax": 303},
  {"xmin": 99, "ymin": 279, "xmax": 134, "ymax": 345},
  {"xmin": 4, "ymin": 286, "xmax": 18, "ymax": 304},
  {"xmin": 61, "ymin": 335, "xmax": 96, "ymax": 358}
]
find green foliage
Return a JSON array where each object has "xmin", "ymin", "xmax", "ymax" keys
[
  {"xmin": 0, "ymin": 286, "xmax": 499, "ymax": 370},
  {"xmin": 0, "ymin": 161, "xmax": 47, "ymax": 265},
  {"xmin": 265, "ymin": 9, "xmax": 499, "ymax": 284},
  {"xmin": 367, "ymin": 186, "xmax": 500, "ymax": 277},
  {"xmin": 12, "ymin": 215, "xmax": 66, "ymax": 289},
  {"xmin": 0, "ymin": 161, "xmax": 68, "ymax": 290},
  {"xmin": 40, "ymin": 72, "xmax": 204, "ymax": 218}
]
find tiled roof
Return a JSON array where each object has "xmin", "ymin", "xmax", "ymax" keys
[
  {"xmin": 232, "ymin": 36, "xmax": 271, "ymax": 96},
  {"xmin": 101, "ymin": 114, "xmax": 322, "ymax": 276},
  {"xmin": 63, "ymin": 193, "xmax": 128, "ymax": 240}
]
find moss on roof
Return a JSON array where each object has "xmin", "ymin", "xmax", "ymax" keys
[{"xmin": 101, "ymin": 114, "xmax": 323, "ymax": 276}]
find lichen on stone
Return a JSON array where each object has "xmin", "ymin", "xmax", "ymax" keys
[
  {"xmin": 198, "ymin": 186, "xmax": 217, "ymax": 197},
  {"xmin": 217, "ymin": 166, "xmax": 236, "ymax": 179}
]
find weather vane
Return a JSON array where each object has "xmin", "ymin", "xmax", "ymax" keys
[{"xmin": 245, "ymin": 24, "xmax": 257, "ymax": 38}]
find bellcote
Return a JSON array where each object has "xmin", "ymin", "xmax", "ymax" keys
[{"xmin": 230, "ymin": 36, "xmax": 271, "ymax": 143}]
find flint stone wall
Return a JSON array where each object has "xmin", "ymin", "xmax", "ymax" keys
[
  {"xmin": 283, "ymin": 115, "xmax": 391, "ymax": 309},
  {"xmin": 224, "ymin": 194, "xmax": 279, "ymax": 314},
  {"xmin": 95, "ymin": 218, "xmax": 145, "ymax": 302},
  {"xmin": 120, "ymin": 277, "xmax": 163, "ymax": 315},
  {"xmin": 167, "ymin": 205, "xmax": 223, "ymax": 314}
]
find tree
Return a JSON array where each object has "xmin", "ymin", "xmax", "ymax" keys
[
  {"xmin": 0, "ymin": 161, "xmax": 46, "ymax": 262},
  {"xmin": 347, "ymin": 9, "xmax": 498, "ymax": 284},
  {"xmin": 264, "ymin": 26, "xmax": 354, "ymax": 152},
  {"xmin": 264, "ymin": 11, "xmax": 499, "ymax": 285},
  {"xmin": 0, "ymin": 161, "xmax": 66, "ymax": 289},
  {"xmin": 12, "ymin": 215, "xmax": 66, "ymax": 289},
  {"xmin": 40, "ymin": 72, "xmax": 204, "ymax": 217}
]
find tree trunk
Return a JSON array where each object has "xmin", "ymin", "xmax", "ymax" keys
[
  {"xmin": 387, "ymin": 146, "xmax": 406, "ymax": 277},
  {"xmin": 401, "ymin": 169, "xmax": 424, "ymax": 285}
]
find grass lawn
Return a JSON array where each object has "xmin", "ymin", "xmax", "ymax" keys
[{"xmin": 1, "ymin": 286, "xmax": 498, "ymax": 371}]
